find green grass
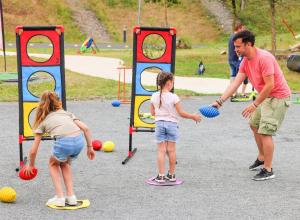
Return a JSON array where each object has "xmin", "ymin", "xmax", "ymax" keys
[
  {"xmin": 0, "ymin": 55, "xmax": 200, "ymax": 102},
  {"xmin": 222, "ymin": 0, "xmax": 300, "ymax": 35}
]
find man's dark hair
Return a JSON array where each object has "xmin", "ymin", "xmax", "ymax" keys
[{"xmin": 233, "ymin": 30, "xmax": 255, "ymax": 46}]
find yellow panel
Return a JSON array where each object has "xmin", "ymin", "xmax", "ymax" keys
[
  {"xmin": 23, "ymin": 102, "xmax": 39, "ymax": 137},
  {"xmin": 133, "ymin": 96, "xmax": 155, "ymax": 128},
  {"xmin": 46, "ymin": 200, "xmax": 90, "ymax": 210}
]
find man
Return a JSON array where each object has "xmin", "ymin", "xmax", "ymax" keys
[
  {"xmin": 228, "ymin": 23, "xmax": 248, "ymax": 98},
  {"xmin": 215, "ymin": 30, "xmax": 291, "ymax": 181}
]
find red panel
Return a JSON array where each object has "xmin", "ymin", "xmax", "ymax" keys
[
  {"xmin": 136, "ymin": 30, "xmax": 173, "ymax": 63},
  {"xmin": 19, "ymin": 30, "xmax": 61, "ymax": 66}
]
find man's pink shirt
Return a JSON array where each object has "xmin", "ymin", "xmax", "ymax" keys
[{"xmin": 239, "ymin": 48, "xmax": 291, "ymax": 98}]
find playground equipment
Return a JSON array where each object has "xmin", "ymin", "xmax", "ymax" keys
[
  {"xmin": 103, "ymin": 141, "xmax": 115, "ymax": 152},
  {"xmin": 19, "ymin": 166, "xmax": 38, "ymax": 181},
  {"xmin": 293, "ymin": 96, "xmax": 300, "ymax": 104},
  {"xmin": 0, "ymin": 72, "xmax": 18, "ymax": 82},
  {"xmin": 122, "ymin": 26, "xmax": 176, "ymax": 164},
  {"xmin": 117, "ymin": 66, "xmax": 131, "ymax": 104},
  {"xmin": 111, "ymin": 100, "xmax": 121, "ymax": 107},
  {"xmin": 139, "ymin": 112, "xmax": 155, "ymax": 120},
  {"xmin": 0, "ymin": 187, "xmax": 16, "ymax": 203},
  {"xmin": 281, "ymin": 17, "xmax": 300, "ymax": 39},
  {"xmin": 146, "ymin": 177, "xmax": 184, "ymax": 186},
  {"xmin": 16, "ymin": 26, "xmax": 66, "ymax": 172},
  {"xmin": 0, "ymin": 0, "xmax": 7, "ymax": 71},
  {"xmin": 230, "ymin": 87, "xmax": 257, "ymax": 102},
  {"xmin": 47, "ymin": 199, "xmax": 90, "ymax": 210},
  {"xmin": 92, "ymin": 140, "xmax": 102, "ymax": 151},
  {"xmin": 78, "ymin": 37, "xmax": 99, "ymax": 54},
  {"xmin": 199, "ymin": 105, "xmax": 220, "ymax": 118},
  {"xmin": 287, "ymin": 54, "xmax": 300, "ymax": 73}
]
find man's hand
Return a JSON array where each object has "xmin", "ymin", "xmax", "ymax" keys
[
  {"xmin": 242, "ymin": 103, "xmax": 257, "ymax": 118},
  {"xmin": 212, "ymin": 101, "xmax": 221, "ymax": 109}
]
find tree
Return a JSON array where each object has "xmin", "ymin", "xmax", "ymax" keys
[
  {"xmin": 270, "ymin": 0, "xmax": 277, "ymax": 55},
  {"xmin": 240, "ymin": 0, "xmax": 245, "ymax": 11},
  {"xmin": 231, "ymin": 0, "xmax": 237, "ymax": 31}
]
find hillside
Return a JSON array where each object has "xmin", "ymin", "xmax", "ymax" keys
[
  {"xmin": 82, "ymin": 0, "xmax": 224, "ymax": 44},
  {"xmin": 1, "ymin": 0, "xmax": 300, "ymax": 46},
  {"xmin": 223, "ymin": 0, "xmax": 300, "ymax": 35},
  {"xmin": 1, "ymin": 0, "xmax": 83, "ymax": 42}
]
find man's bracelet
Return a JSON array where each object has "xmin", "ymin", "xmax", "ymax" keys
[
  {"xmin": 216, "ymin": 97, "xmax": 225, "ymax": 106},
  {"xmin": 252, "ymin": 102, "xmax": 258, "ymax": 108}
]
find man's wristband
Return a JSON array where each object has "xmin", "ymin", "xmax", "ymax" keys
[
  {"xmin": 252, "ymin": 102, "xmax": 258, "ymax": 108},
  {"xmin": 216, "ymin": 97, "xmax": 225, "ymax": 106}
]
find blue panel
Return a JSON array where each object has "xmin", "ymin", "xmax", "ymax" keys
[
  {"xmin": 22, "ymin": 66, "xmax": 62, "ymax": 102},
  {"xmin": 135, "ymin": 63, "xmax": 171, "ymax": 95}
]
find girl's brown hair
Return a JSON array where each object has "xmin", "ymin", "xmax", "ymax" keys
[
  {"xmin": 33, "ymin": 91, "xmax": 62, "ymax": 129},
  {"xmin": 156, "ymin": 71, "xmax": 174, "ymax": 108}
]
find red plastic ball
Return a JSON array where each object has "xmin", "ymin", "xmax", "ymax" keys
[
  {"xmin": 19, "ymin": 166, "xmax": 38, "ymax": 181},
  {"xmin": 92, "ymin": 140, "xmax": 102, "ymax": 151}
]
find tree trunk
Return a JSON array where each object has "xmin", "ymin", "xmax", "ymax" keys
[
  {"xmin": 240, "ymin": 0, "xmax": 245, "ymax": 11},
  {"xmin": 164, "ymin": 0, "xmax": 168, "ymax": 27},
  {"xmin": 270, "ymin": 0, "xmax": 276, "ymax": 55},
  {"xmin": 232, "ymin": 0, "xmax": 237, "ymax": 31}
]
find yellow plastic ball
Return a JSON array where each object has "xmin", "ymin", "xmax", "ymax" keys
[
  {"xmin": 0, "ymin": 187, "xmax": 17, "ymax": 203},
  {"xmin": 103, "ymin": 141, "xmax": 115, "ymax": 152}
]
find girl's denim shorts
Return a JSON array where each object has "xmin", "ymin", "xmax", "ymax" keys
[
  {"xmin": 155, "ymin": 120, "xmax": 179, "ymax": 143},
  {"xmin": 52, "ymin": 133, "xmax": 85, "ymax": 162}
]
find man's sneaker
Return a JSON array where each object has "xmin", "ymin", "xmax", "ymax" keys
[
  {"xmin": 46, "ymin": 196, "xmax": 65, "ymax": 207},
  {"xmin": 66, "ymin": 195, "xmax": 77, "ymax": 206},
  {"xmin": 165, "ymin": 172, "xmax": 176, "ymax": 182},
  {"xmin": 154, "ymin": 174, "xmax": 166, "ymax": 183},
  {"xmin": 252, "ymin": 168, "xmax": 275, "ymax": 181},
  {"xmin": 249, "ymin": 158, "xmax": 264, "ymax": 171}
]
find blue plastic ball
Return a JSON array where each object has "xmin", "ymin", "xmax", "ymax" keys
[
  {"xmin": 111, "ymin": 100, "xmax": 121, "ymax": 107},
  {"xmin": 199, "ymin": 105, "xmax": 220, "ymax": 118}
]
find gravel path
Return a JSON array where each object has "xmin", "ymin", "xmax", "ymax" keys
[
  {"xmin": 200, "ymin": 0, "xmax": 234, "ymax": 33},
  {"xmin": 65, "ymin": 0, "xmax": 111, "ymax": 43}
]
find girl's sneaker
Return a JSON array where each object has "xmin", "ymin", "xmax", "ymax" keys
[
  {"xmin": 166, "ymin": 172, "xmax": 176, "ymax": 182},
  {"xmin": 154, "ymin": 174, "xmax": 166, "ymax": 183},
  {"xmin": 66, "ymin": 195, "xmax": 78, "ymax": 206},
  {"xmin": 46, "ymin": 196, "xmax": 65, "ymax": 207}
]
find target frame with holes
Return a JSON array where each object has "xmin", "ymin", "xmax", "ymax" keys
[
  {"xmin": 16, "ymin": 26, "xmax": 66, "ymax": 170},
  {"xmin": 122, "ymin": 26, "xmax": 176, "ymax": 165}
]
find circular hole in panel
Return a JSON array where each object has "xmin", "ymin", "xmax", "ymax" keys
[
  {"xmin": 141, "ymin": 67, "xmax": 161, "ymax": 92},
  {"xmin": 29, "ymin": 107, "xmax": 37, "ymax": 130},
  {"xmin": 138, "ymin": 99, "xmax": 155, "ymax": 124},
  {"xmin": 27, "ymin": 71, "xmax": 56, "ymax": 98},
  {"xmin": 27, "ymin": 35, "xmax": 53, "ymax": 62},
  {"xmin": 142, "ymin": 34, "xmax": 166, "ymax": 60}
]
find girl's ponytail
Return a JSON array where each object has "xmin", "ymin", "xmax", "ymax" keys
[
  {"xmin": 33, "ymin": 91, "xmax": 62, "ymax": 129},
  {"xmin": 156, "ymin": 71, "xmax": 174, "ymax": 108}
]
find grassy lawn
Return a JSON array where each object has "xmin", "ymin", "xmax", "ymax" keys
[
  {"xmin": 0, "ymin": 55, "xmax": 200, "ymax": 102},
  {"xmin": 1, "ymin": 31, "xmax": 300, "ymax": 102}
]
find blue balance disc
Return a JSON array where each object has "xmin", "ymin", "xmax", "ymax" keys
[
  {"xmin": 111, "ymin": 100, "xmax": 121, "ymax": 107},
  {"xmin": 199, "ymin": 105, "xmax": 220, "ymax": 118}
]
